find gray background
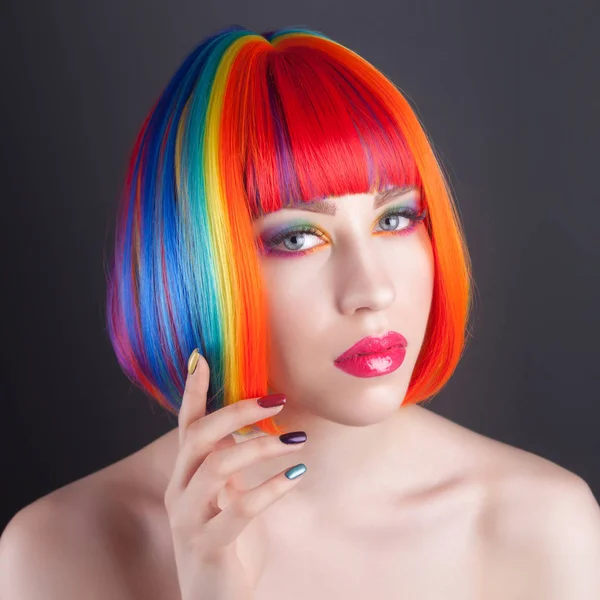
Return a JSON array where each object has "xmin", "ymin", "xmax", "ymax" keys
[{"xmin": 1, "ymin": 0, "xmax": 599, "ymax": 531}]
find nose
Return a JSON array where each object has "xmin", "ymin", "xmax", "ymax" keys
[{"xmin": 334, "ymin": 238, "xmax": 396, "ymax": 316}]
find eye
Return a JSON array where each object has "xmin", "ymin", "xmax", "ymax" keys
[
  {"xmin": 376, "ymin": 211, "xmax": 411, "ymax": 233},
  {"xmin": 374, "ymin": 207, "xmax": 427, "ymax": 234},
  {"xmin": 260, "ymin": 225, "xmax": 327, "ymax": 257},
  {"xmin": 260, "ymin": 206, "xmax": 428, "ymax": 257}
]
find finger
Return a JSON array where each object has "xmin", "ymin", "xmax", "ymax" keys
[
  {"xmin": 203, "ymin": 462, "xmax": 307, "ymax": 548},
  {"xmin": 185, "ymin": 395, "xmax": 286, "ymax": 453},
  {"xmin": 169, "ymin": 400, "xmax": 286, "ymax": 492},
  {"xmin": 187, "ymin": 431, "xmax": 305, "ymax": 502},
  {"xmin": 178, "ymin": 348, "xmax": 210, "ymax": 446}
]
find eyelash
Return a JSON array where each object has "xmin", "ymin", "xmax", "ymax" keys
[{"xmin": 261, "ymin": 207, "xmax": 429, "ymax": 258}]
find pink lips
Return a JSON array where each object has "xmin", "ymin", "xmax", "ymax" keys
[{"xmin": 333, "ymin": 331, "xmax": 407, "ymax": 378}]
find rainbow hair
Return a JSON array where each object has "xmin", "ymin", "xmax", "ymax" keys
[{"xmin": 105, "ymin": 25, "xmax": 474, "ymax": 437}]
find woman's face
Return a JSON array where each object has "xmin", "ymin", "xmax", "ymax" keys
[{"xmin": 252, "ymin": 185, "xmax": 434, "ymax": 427}]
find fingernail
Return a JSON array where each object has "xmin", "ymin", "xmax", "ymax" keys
[
  {"xmin": 187, "ymin": 349, "xmax": 200, "ymax": 375},
  {"xmin": 257, "ymin": 393, "xmax": 286, "ymax": 408},
  {"xmin": 285, "ymin": 463, "xmax": 307, "ymax": 480},
  {"xmin": 279, "ymin": 431, "xmax": 307, "ymax": 444}
]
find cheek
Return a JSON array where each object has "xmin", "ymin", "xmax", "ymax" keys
[
  {"xmin": 406, "ymin": 234, "xmax": 435, "ymax": 305},
  {"xmin": 260, "ymin": 259, "xmax": 324, "ymax": 355},
  {"xmin": 395, "ymin": 231, "xmax": 436, "ymax": 339}
]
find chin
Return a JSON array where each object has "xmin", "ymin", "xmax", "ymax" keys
[
  {"xmin": 309, "ymin": 382, "xmax": 408, "ymax": 427},
  {"xmin": 325, "ymin": 404, "xmax": 403, "ymax": 428}
]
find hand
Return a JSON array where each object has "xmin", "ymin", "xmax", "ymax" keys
[{"xmin": 164, "ymin": 349, "xmax": 307, "ymax": 600}]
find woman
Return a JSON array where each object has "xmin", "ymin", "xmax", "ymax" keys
[{"xmin": 1, "ymin": 24, "xmax": 599, "ymax": 600}]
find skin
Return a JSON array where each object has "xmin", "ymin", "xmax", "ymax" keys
[
  {"xmin": 250, "ymin": 186, "xmax": 435, "ymax": 510},
  {"xmin": 1, "ymin": 188, "xmax": 600, "ymax": 599}
]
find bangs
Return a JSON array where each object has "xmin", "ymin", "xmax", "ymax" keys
[{"xmin": 221, "ymin": 39, "xmax": 422, "ymax": 218}]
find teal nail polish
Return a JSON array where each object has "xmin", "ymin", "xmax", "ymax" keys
[{"xmin": 285, "ymin": 463, "xmax": 307, "ymax": 480}]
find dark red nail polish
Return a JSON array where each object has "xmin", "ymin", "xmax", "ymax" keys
[{"xmin": 257, "ymin": 393, "xmax": 286, "ymax": 408}]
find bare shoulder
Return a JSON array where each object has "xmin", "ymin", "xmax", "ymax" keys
[
  {"xmin": 425, "ymin": 407, "xmax": 600, "ymax": 598},
  {"xmin": 418, "ymin": 404, "xmax": 597, "ymax": 499},
  {"xmin": 0, "ymin": 446, "xmax": 176, "ymax": 600},
  {"xmin": 467, "ymin": 422, "xmax": 600, "ymax": 537}
]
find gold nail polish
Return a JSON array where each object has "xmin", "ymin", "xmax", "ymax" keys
[{"xmin": 187, "ymin": 348, "xmax": 200, "ymax": 375}]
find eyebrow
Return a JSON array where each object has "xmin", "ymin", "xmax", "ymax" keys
[{"xmin": 283, "ymin": 185, "xmax": 417, "ymax": 215}]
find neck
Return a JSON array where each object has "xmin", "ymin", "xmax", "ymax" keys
[{"xmin": 246, "ymin": 402, "xmax": 429, "ymax": 506}]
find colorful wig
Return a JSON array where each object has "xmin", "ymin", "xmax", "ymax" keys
[{"xmin": 105, "ymin": 25, "xmax": 474, "ymax": 437}]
